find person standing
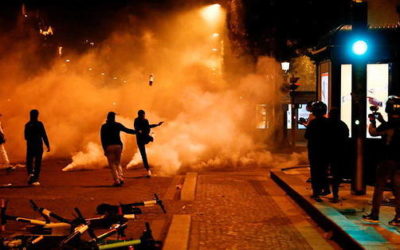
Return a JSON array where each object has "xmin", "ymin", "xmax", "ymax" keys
[
  {"xmin": 134, "ymin": 110, "xmax": 163, "ymax": 177},
  {"xmin": 24, "ymin": 110, "xmax": 50, "ymax": 186},
  {"xmin": 363, "ymin": 96, "xmax": 400, "ymax": 225},
  {"xmin": 101, "ymin": 112, "xmax": 136, "ymax": 186},
  {"xmin": 327, "ymin": 108, "xmax": 349, "ymax": 203},
  {"xmin": 305, "ymin": 101, "xmax": 331, "ymax": 202},
  {"xmin": 0, "ymin": 114, "xmax": 13, "ymax": 171}
]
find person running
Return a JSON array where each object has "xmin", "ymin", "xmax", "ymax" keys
[
  {"xmin": 305, "ymin": 101, "xmax": 331, "ymax": 202},
  {"xmin": 134, "ymin": 110, "xmax": 163, "ymax": 177},
  {"xmin": 24, "ymin": 110, "xmax": 50, "ymax": 186},
  {"xmin": 101, "ymin": 112, "xmax": 136, "ymax": 186},
  {"xmin": 327, "ymin": 108, "xmax": 349, "ymax": 203},
  {"xmin": 363, "ymin": 96, "xmax": 400, "ymax": 225}
]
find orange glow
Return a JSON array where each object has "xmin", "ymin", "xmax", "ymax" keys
[{"xmin": 200, "ymin": 4, "xmax": 222, "ymax": 23}]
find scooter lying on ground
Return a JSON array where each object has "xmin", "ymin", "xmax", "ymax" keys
[
  {"xmin": 1, "ymin": 221, "xmax": 161, "ymax": 249},
  {"xmin": 0, "ymin": 199, "xmax": 138, "ymax": 236},
  {"xmin": 60, "ymin": 210, "xmax": 161, "ymax": 249},
  {"xmin": 96, "ymin": 194, "xmax": 166, "ymax": 215}
]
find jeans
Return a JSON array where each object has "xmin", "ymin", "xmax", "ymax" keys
[
  {"xmin": 0, "ymin": 144, "xmax": 10, "ymax": 168},
  {"xmin": 137, "ymin": 143, "xmax": 149, "ymax": 170},
  {"xmin": 26, "ymin": 148, "xmax": 43, "ymax": 182},
  {"xmin": 105, "ymin": 145, "xmax": 124, "ymax": 183}
]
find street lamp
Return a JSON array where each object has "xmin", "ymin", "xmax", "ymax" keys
[
  {"xmin": 281, "ymin": 62, "xmax": 290, "ymax": 72},
  {"xmin": 200, "ymin": 4, "xmax": 222, "ymax": 23}
]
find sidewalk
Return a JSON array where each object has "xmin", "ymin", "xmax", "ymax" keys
[{"xmin": 271, "ymin": 167, "xmax": 400, "ymax": 249}]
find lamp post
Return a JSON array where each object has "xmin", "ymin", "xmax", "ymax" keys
[
  {"xmin": 281, "ymin": 62, "xmax": 295, "ymax": 148},
  {"xmin": 350, "ymin": 0, "xmax": 368, "ymax": 195}
]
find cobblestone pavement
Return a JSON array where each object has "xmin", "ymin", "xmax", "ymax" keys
[{"xmin": 188, "ymin": 171, "xmax": 328, "ymax": 250}]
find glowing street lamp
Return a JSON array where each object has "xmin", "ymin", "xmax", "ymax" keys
[
  {"xmin": 201, "ymin": 4, "xmax": 222, "ymax": 23},
  {"xmin": 352, "ymin": 40, "xmax": 368, "ymax": 55},
  {"xmin": 281, "ymin": 62, "xmax": 290, "ymax": 72}
]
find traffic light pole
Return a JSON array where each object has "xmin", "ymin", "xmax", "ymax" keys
[
  {"xmin": 290, "ymin": 91, "xmax": 297, "ymax": 148},
  {"xmin": 351, "ymin": 63, "xmax": 367, "ymax": 195},
  {"xmin": 350, "ymin": 0, "xmax": 368, "ymax": 195}
]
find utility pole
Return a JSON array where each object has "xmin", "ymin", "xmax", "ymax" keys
[
  {"xmin": 289, "ymin": 77, "xmax": 300, "ymax": 149},
  {"xmin": 351, "ymin": 0, "xmax": 368, "ymax": 195}
]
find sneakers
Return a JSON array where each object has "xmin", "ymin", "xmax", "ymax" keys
[
  {"xmin": 311, "ymin": 195, "xmax": 322, "ymax": 202},
  {"xmin": 31, "ymin": 182, "xmax": 40, "ymax": 186},
  {"xmin": 27, "ymin": 174, "xmax": 34, "ymax": 184},
  {"xmin": 389, "ymin": 218, "xmax": 400, "ymax": 226},
  {"xmin": 113, "ymin": 181, "xmax": 123, "ymax": 187},
  {"xmin": 146, "ymin": 170, "xmax": 152, "ymax": 178},
  {"xmin": 362, "ymin": 214, "xmax": 379, "ymax": 223}
]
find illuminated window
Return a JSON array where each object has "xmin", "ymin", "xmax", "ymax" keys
[{"xmin": 256, "ymin": 104, "xmax": 268, "ymax": 129}]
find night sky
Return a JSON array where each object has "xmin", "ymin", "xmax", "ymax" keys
[{"xmin": 0, "ymin": 0, "xmax": 352, "ymax": 59}]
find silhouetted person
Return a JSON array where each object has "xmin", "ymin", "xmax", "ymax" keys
[
  {"xmin": 134, "ymin": 110, "xmax": 163, "ymax": 177},
  {"xmin": 305, "ymin": 101, "xmax": 330, "ymax": 202},
  {"xmin": 101, "ymin": 112, "xmax": 136, "ymax": 186},
  {"xmin": 363, "ymin": 96, "xmax": 400, "ymax": 226},
  {"xmin": 0, "ymin": 113, "xmax": 13, "ymax": 171},
  {"xmin": 327, "ymin": 108, "xmax": 349, "ymax": 203},
  {"xmin": 24, "ymin": 110, "xmax": 50, "ymax": 186}
]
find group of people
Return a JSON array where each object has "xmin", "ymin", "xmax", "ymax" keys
[
  {"xmin": 0, "ymin": 109, "xmax": 163, "ymax": 187},
  {"xmin": 304, "ymin": 96, "xmax": 400, "ymax": 226},
  {"xmin": 303, "ymin": 101, "xmax": 349, "ymax": 203},
  {"xmin": 100, "ymin": 110, "xmax": 163, "ymax": 186}
]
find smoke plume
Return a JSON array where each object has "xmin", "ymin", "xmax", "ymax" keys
[{"xmin": 0, "ymin": 5, "xmax": 304, "ymax": 175}]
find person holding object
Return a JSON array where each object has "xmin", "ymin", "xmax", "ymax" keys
[
  {"xmin": 24, "ymin": 110, "xmax": 50, "ymax": 186},
  {"xmin": 363, "ymin": 96, "xmax": 400, "ymax": 225},
  {"xmin": 299, "ymin": 101, "xmax": 315, "ymax": 127},
  {"xmin": 305, "ymin": 101, "xmax": 331, "ymax": 202},
  {"xmin": 134, "ymin": 110, "xmax": 163, "ymax": 177},
  {"xmin": 101, "ymin": 112, "xmax": 136, "ymax": 187}
]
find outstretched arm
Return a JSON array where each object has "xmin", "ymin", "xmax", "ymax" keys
[
  {"xmin": 120, "ymin": 124, "xmax": 136, "ymax": 134},
  {"xmin": 149, "ymin": 121, "xmax": 164, "ymax": 128}
]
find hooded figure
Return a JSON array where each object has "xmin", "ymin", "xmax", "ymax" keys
[{"xmin": 24, "ymin": 109, "xmax": 50, "ymax": 186}]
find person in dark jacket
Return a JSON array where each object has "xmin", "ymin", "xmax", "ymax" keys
[
  {"xmin": 305, "ymin": 101, "xmax": 331, "ymax": 202},
  {"xmin": 363, "ymin": 96, "xmax": 400, "ymax": 225},
  {"xmin": 134, "ymin": 110, "xmax": 163, "ymax": 177},
  {"xmin": 327, "ymin": 108, "xmax": 349, "ymax": 203},
  {"xmin": 24, "ymin": 109, "xmax": 50, "ymax": 186},
  {"xmin": 101, "ymin": 112, "xmax": 136, "ymax": 186}
]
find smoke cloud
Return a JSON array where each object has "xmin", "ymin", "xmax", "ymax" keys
[{"xmin": 0, "ymin": 5, "xmax": 305, "ymax": 175}]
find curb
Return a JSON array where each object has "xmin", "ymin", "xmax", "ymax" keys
[
  {"xmin": 181, "ymin": 172, "xmax": 197, "ymax": 201},
  {"xmin": 163, "ymin": 214, "xmax": 191, "ymax": 250},
  {"xmin": 270, "ymin": 169, "xmax": 364, "ymax": 250}
]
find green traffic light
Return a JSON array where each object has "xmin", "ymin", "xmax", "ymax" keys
[{"xmin": 352, "ymin": 40, "xmax": 368, "ymax": 55}]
